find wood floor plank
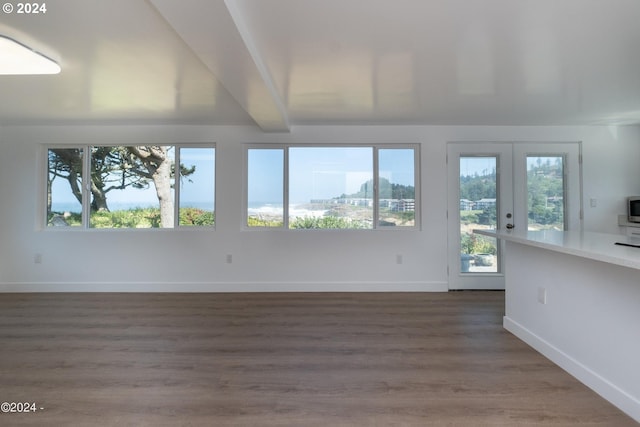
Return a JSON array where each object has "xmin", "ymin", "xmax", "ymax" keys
[{"xmin": 0, "ymin": 292, "xmax": 636, "ymax": 426}]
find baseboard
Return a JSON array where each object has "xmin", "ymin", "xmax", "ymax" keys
[
  {"xmin": 504, "ymin": 316, "xmax": 640, "ymax": 423},
  {"xmin": 0, "ymin": 281, "xmax": 449, "ymax": 293}
]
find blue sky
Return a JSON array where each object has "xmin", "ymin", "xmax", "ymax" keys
[
  {"xmin": 249, "ymin": 147, "xmax": 415, "ymax": 205},
  {"xmin": 177, "ymin": 148, "xmax": 215, "ymax": 208},
  {"xmin": 460, "ymin": 156, "xmax": 496, "ymax": 177},
  {"xmin": 247, "ymin": 149, "xmax": 283, "ymax": 205},
  {"xmin": 289, "ymin": 147, "xmax": 372, "ymax": 204},
  {"xmin": 460, "ymin": 155, "xmax": 562, "ymax": 178},
  {"xmin": 51, "ymin": 146, "xmax": 415, "ymax": 210}
]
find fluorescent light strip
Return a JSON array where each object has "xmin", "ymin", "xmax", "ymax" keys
[{"xmin": 0, "ymin": 35, "xmax": 60, "ymax": 75}]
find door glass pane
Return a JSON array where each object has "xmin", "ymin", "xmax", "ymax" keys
[
  {"xmin": 378, "ymin": 148, "xmax": 416, "ymax": 227},
  {"xmin": 459, "ymin": 157, "xmax": 498, "ymax": 273},
  {"xmin": 526, "ymin": 156, "xmax": 565, "ymax": 231}
]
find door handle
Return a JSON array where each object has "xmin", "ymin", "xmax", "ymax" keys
[{"xmin": 505, "ymin": 213, "xmax": 514, "ymax": 229}]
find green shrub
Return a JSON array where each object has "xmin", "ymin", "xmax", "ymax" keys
[
  {"xmin": 461, "ymin": 232, "xmax": 496, "ymax": 255},
  {"xmin": 459, "ymin": 210, "xmax": 479, "ymax": 224},
  {"xmin": 290, "ymin": 216, "xmax": 367, "ymax": 229},
  {"xmin": 247, "ymin": 216, "xmax": 283, "ymax": 227},
  {"xmin": 90, "ymin": 208, "xmax": 160, "ymax": 228},
  {"xmin": 180, "ymin": 208, "xmax": 215, "ymax": 226}
]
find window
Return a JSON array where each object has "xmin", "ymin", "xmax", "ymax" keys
[
  {"xmin": 526, "ymin": 155, "xmax": 565, "ymax": 231},
  {"xmin": 246, "ymin": 145, "xmax": 418, "ymax": 229},
  {"xmin": 289, "ymin": 146, "xmax": 373, "ymax": 229},
  {"xmin": 378, "ymin": 148, "xmax": 416, "ymax": 227},
  {"xmin": 46, "ymin": 145, "xmax": 215, "ymax": 229},
  {"xmin": 47, "ymin": 148, "xmax": 84, "ymax": 227},
  {"xmin": 247, "ymin": 148, "xmax": 284, "ymax": 227},
  {"xmin": 178, "ymin": 147, "xmax": 216, "ymax": 227}
]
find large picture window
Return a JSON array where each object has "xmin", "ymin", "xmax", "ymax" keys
[
  {"xmin": 46, "ymin": 145, "xmax": 215, "ymax": 229},
  {"xmin": 246, "ymin": 145, "xmax": 418, "ymax": 229}
]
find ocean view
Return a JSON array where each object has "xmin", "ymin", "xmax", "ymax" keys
[
  {"xmin": 51, "ymin": 201, "xmax": 215, "ymax": 213},
  {"xmin": 52, "ymin": 201, "xmax": 324, "ymax": 218},
  {"xmin": 247, "ymin": 202, "xmax": 329, "ymax": 220}
]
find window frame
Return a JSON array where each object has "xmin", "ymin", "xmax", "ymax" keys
[
  {"xmin": 244, "ymin": 143, "xmax": 420, "ymax": 231},
  {"xmin": 43, "ymin": 143, "xmax": 216, "ymax": 230}
]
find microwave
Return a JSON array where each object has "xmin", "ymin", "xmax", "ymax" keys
[{"xmin": 629, "ymin": 197, "xmax": 640, "ymax": 223}]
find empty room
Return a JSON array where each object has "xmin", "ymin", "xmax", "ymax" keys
[{"xmin": 0, "ymin": 1, "xmax": 639, "ymax": 425}]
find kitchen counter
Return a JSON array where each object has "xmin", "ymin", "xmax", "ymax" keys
[
  {"xmin": 473, "ymin": 228, "xmax": 640, "ymax": 422},
  {"xmin": 474, "ymin": 228, "xmax": 640, "ymax": 270}
]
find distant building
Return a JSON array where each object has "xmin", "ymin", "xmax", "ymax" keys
[
  {"xmin": 460, "ymin": 199, "xmax": 474, "ymax": 211},
  {"xmin": 475, "ymin": 198, "xmax": 496, "ymax": 210},
  {"xmin": 310, "ymin": 198, "xmax": 414, "ymax": 211},
  {"xmin": 310, "ymin": 199, "xmax": 339, "ymax": 204},
  {"xmin": 379, "ymin": 199, "xmax": 415, "ymax": 212},
  {"xmin": 396, "ymin": 199, "xmax": 415, "ymax": 212}
]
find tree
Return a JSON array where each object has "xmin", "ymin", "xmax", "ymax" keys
[
  {"xmin": 124, "ymin": 146, "xmax": 174, "ymax": 228},
  {"xmin": 526, "ymin": 160, "xmax": 564, "ymax": 227},
  {"xmin": 348, "ymin": 178, "xmax": 415, "ymax": 199},
  {"xmin": 477, "ymin": 205, "xmax": 496, "ymax": 225},
  {"xmin": 460, "ymin": 170, "xmax": 496, "ymax": 201}
]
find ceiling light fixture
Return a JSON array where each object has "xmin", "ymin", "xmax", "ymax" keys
[{"xmin": 0, "ymin": 35, "xmax": 61, "ymax": 75}]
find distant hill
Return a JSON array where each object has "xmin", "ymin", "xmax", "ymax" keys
[{"xmin": 344, "ymin": 178, "xmax": 415, "ymax": 199}]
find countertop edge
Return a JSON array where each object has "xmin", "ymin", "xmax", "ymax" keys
[{"xmin": 473, "ymin": 229, "xmax": 640, "ymax": 271}]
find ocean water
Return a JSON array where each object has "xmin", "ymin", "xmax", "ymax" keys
[
  {"xmin": 52, "ymin": 201, "xmax": 323, "ymax": 218},
  {"xmin": 247, "ymin": 202, "xmax": 327, "ymax": 218},
  {"xmin": 50, "ymin": 202, "xmax": 82, "ymax": 213},
  {"xmin": 50, "ymin": 201, "xmax": 214, "ymax": 213}
]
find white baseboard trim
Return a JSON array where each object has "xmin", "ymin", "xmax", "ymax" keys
[
  {"xmin": 504, "ymin": 316, "xmax": 640, "ymax": 423},
  {"xmin": 0, "ymin": 281, "xmax": 449, "ymax": 293}
]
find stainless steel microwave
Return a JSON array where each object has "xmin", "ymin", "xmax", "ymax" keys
[{"xmin": 629, "ymin": 197, "xmax": 640, "ymax": 223}]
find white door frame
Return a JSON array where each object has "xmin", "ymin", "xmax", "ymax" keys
[
  {"xmin": 447, "ymin": 142, "xmax": 513, "ymax": 290},
  {"xmin": 447, "ymin": 141, "xmax": 583, "ymax": 290}
]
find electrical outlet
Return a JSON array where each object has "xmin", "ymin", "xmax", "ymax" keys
[
  {"xmin": 590, "ymin": 198, "xmax": 597, "ymax": 208},
  {"xmin": 34, "ymin": 253, "xmax": 42, "ymax": 264},
  {"xmin": 396, "ymin": 254, "xmax": 403, "ymax": 265},
  {"xmin": 537, "ymin": 287, "xmax": 547, "ymax": 304},
  {"xmin": 226, "ymin": 254, "xmax": 233, "ymax": 264}
]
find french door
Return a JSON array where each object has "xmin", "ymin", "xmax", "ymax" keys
[{"xmin": 447, "ymin": 142, "xmax": 582, "ymax": 290}]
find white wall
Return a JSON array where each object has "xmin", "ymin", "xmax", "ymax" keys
[
  {"xmin": 0, "ymin": 125, "xmax": 638, "ymax": 291},
  {"xmin": 503, "ymin": 240, "xmax": 640, "ymax": 422}
]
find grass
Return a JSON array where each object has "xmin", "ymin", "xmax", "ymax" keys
[{"xmin": 48, "ymin": 207, "xmax": 215, "ymax": 228}]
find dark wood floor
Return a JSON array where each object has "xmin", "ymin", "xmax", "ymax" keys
[{"xmin": 0, "ymin": 292, "xmax": 636, "ymax": 426}]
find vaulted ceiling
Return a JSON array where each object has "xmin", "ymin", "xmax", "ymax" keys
[{"xmin": 2, "ymin": 0, "xmax": 640, "ymax": 131}]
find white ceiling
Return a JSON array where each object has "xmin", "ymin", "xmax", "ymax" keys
[{"xmin": 2, "ymin": 0, "xmax": 640, "ymax": 131}]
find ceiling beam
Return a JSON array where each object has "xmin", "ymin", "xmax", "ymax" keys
[{"xmin": 149, "ymin": 0, "xmax": 290, "ymax": 132}]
